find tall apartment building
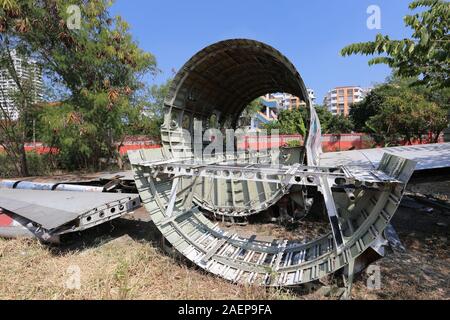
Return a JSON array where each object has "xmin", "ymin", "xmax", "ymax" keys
[
  {"xmin": 323, "ymin": 86, "xmax": 371, "ymax": 116},
  {"xmin": 0, "ymin": 50, "xmax": 43, "ymax": 120}
]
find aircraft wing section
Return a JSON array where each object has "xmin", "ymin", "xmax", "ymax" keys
[
  {"xmin": 319, "ymin": 142, "xmax": 450, "ymax": 171},
  {"xmin": 0, "ymin": 189, "xmax": 141, "ymax": 242}
]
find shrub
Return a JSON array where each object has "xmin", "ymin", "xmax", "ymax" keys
[{"xmin": 0, "ymin": 152, "xmax": 53, "ymax": 178}]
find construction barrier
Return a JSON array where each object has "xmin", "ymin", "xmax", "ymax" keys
[{"xmin": 0, "ymin": 133, "xmax": 444, "ymax": 155}]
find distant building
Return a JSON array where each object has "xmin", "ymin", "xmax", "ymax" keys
[
  {"xmin": 0, "ymin": 50, "xmax": 43, "ymax": 120},
  {"xmin": 263, "ymin": 88, "xmax": 316, "ymax": 111},
  {"xmin": 323, "ymin": 86, "xmax": 371, "ymax": 116},
  {"xmin": 249, "ymin": 89, "xmax": 316, "ymax": 130},
  {"xmin": 250, "ymin": 98, "xmax": 278, "ymax": 130}
]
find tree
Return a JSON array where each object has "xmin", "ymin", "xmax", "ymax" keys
[
  {"xmin": 0, "ymin": 49, "xmax": 42, "ymax": 176},
  {"xmin": 268, "ymin": 109, "xmax": 307, "ymax": 136},
  {"xmin": 350, "ymin": 85, "xmax": 388, "ymax": 132},
  {"xmin": 350, "ymin": 78, "xmax": 447, "ymax": 145},
  {"xmin": 124, "ymin": 78, "xmax": 172, "ymax": 138},
  {"xmin": 287, "ymin": 104, "xmax": 333, "ymax": 133},
  {"xmin": 262, "ymin": 120, "xmax": 281, "ymax": 133},
  {"xmin": 1, "ymin": 0, "xmax": 157, "ymax": 172},
  {"xmin": 365, "ymin": 89, "xmax": 446, "ymax": 145},
  {"xmin": 326, "ymin": 115, "xmax": 354, "ymax": 134},
  {"xmin": 341, "ymin": 0, "xmax": 449, "ymax": 89},
  {"xmin": 313, "ymin": 105, "xmax": 334, "ymax": 133},
  {"xmin": 263, "ymin": 105, "xmax": 336, "ymax": 136}
]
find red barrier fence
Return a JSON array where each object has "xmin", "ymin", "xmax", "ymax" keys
[
  {"xmin": 235, "ymin": 134, "xmax": 372, "ymax": 151},
  {"xmin": 117, "ymin": 133, "xmax": 443, "ymax": 152},
  {"xmin": 1, "ymin": 133, "xmax": 445, "ymax": 155},
  {"xmin": 237, "ymin": 134, "xmax": 304, "ymax": 150},
  {"xmin": 321, "ymin": 134, "xmax": 374, "ymax": 152}
]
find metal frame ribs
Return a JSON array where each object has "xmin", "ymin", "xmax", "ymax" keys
[
  {"xmin": 138, "ymin": 158, "xmax": 401, "ymax": 188},
  {"xmin": 130, "ymin": 148, "xmax": 416, "ymax": 288}
]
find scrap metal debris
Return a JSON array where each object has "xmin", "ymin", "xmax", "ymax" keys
[
  {"xmin": 127, "ymin": 39, "xmax": 450, "ymax": 297},
  {"xmin": 0, "ymin": 175, "xmax": 141, "ymax": 242},
  {"xmin": 1, "ymin": 39, "xmax": 449, "ymax": 299}
]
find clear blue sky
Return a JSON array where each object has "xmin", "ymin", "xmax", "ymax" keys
[{"xmin": 111, "ymin": 0, "xmax": 414, "ymax": 103}]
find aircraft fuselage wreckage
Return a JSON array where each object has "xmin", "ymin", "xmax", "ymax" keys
[
  {"xmin": 128, "ymin": 39, "xmax": 450, "ymax": 296},
  {"xmin": 1, "ymin": 39, "xmax": 450, "ymax": 297}
]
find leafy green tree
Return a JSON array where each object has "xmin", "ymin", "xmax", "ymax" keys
[
  {"xmin": 350, "ymin": 86, "xmax": 388, "ymax": 132},
  {"xmin": 326, "ymin": 114, "xmax": 354, "ymax": 134},
  {"xmin": 288, "ymin": 104, "xmax": 333, "ymax": 134},
  {"xmin": 124, "ymin": 79, "xmax": 172, "ymax": 138},
  {"xmin": 262, "ymin": 119, "xmax": 281, "ymax": 133},
  {"xmin": 313, "ymin": 105, "xmax": 334, "ymax": 133},
  {"xmin": 350, "ymin": 78, "xmax": 447, "ymax": 145},
  {"xmin": 1, "ymin": 0, "xmax": 157, "ymax": 172},
  {"xmin": 0, "ymin": 49, "xmax": 42, "ymax": 176},
  {"xmin": 263, "ymin": 105, "xmax": 335, "ymax": 137},
  {"xmin": 366, "ymin": 89, "xmax": 446, "ymax": 145},
  {"xmin": 341, "ymin": 0, "xmax": 449, "ymax": 89},
  {"xmin": 279, "ymin": 109, "xmax": 307, "ymax": 136}
]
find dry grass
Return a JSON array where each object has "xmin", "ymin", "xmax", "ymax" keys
[
  {"xmin": 0, "ymin": 179, "xmax": 448, "ymax": 300},
  {"xmin": 0, "ymin": 235, "xmax": 298, "ymax": 300},
  {"xmin": 0, "ymin": 205, "xmax": 448, "ymax": 300}
]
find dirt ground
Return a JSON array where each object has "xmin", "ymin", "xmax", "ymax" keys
[{"xmin": 0, "ymin": 177, "xmax": 448, "ymax": 300}]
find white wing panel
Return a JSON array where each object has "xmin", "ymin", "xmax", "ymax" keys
[{"xmin": 319, "ymin": 143, "xmax": 450, "ymax": 171}]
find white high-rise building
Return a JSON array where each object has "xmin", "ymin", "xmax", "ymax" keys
[
  {"xmin": 263, "ymin": 88, "xmax": 316, "ymax": 111},
  {"xmin": 323, "ymin": 86, "xmax": 371, "ymax": 116},
  {"xmin": 0, "ymin": 50, "xmax": 43, "ymax": 120}
]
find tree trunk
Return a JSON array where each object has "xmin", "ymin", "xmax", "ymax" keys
[{"xmin": 19, "ymin": 144, "xmax": 29, "ymax": 177}]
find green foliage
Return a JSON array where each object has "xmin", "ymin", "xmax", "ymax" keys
[
  {"xmin": 286, "ymin": 140, "xmax": 302, "ymax": 147},
  {"xmin": 278, "ymin": 109, "xmax": 307, "ymax": 136},
  {"xmin": 313, "ymin": 105, "xmax": 334, "ymax": 134},
  {"xmin": 262, "ymin": 105, "xmax": 345, "ymax": 136},
  {"xmin": 341, "ymin": 0, "xmax": 449, "ymax": 88},
  {"xmin": 263, "ymin": 109, "xmax": 307, "ymax": 136},
  {"xmin": 0, "ymin": 152, "xmax": 52, "ymax": 178},
  {"xmin": 326, "ymin": 114, "xmax": 354, "ymax": 134},
  {"xmin": 350, "ymin": 78, "xmax": 448, "ymax": 145},
  {"xmin": 123, "ymin": 79, "xmax": 172, "ymax": 138},
  {"xmin": 292, "ymin": 105, "xmax": 334, "ymax": 133},
  {"xmin": 262, "ymin": 120, "xmax": 281, "ymax": 133},
  {"xmin": 350, "ymin": 88, "xmax": 386, "ymax": 132},
  {"xmin": 366, "ymin": 91, "xmax": 446, "ymax": 145},
  {"xmin": 0, "ymin": 0, "xmax": 158, "ymax": 171}
]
